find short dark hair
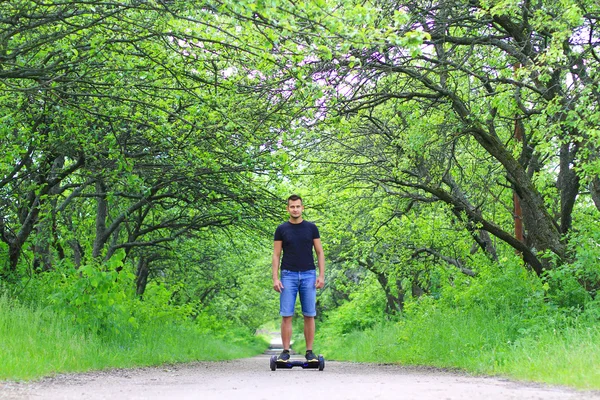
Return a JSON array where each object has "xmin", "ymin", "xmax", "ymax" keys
[{"xmin": 287, "ymin": 194, "xmax": 302, "ymax": 204}]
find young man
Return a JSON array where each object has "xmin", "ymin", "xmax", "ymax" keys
[{"xmin": 272, "ymin": 194, "xmax": 325, "ymax": 362}]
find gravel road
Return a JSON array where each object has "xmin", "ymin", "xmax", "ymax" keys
[{"xmin": 1, "ymin": 355, "xmax": 598, "ymax": 400}]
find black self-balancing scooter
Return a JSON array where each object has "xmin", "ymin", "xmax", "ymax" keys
[{"xmin": 270, "ymin": 355, "xmax": 325, "ymax": 371}]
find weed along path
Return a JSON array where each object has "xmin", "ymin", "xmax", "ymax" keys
[{"xmin": 1, "ymin": 355, "xmax": 598, "ymax": 400}]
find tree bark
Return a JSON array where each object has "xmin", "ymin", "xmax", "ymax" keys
[
  {"xmin": 92, "ymin": 180, "xmax": 109, "ymax": 259},
  {"xmin": 592, "ymin": 177, "xmax": 600, "ymax": 213},
  {"xmin": 136, "ymin": 257, "xmax": 151, "ymax": 296},
  {"xmin": 558, "ymin": 142, "xmax": 580, "ymax": 234},
  {"xmin": 442, "ymin": 174, "xmax": 498, "ymax": 261},
  {"xmin": 373, "ymin": 270, "xmax": 405, "ymax": 314}
]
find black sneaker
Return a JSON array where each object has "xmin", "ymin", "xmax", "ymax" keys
[
  {"xmin": 305, "ymin": 350, "xmax": 318, "ymax": 362},
  {"xmin": 277, "ymin": 350, "xmax": 290, "ymax": 362}
]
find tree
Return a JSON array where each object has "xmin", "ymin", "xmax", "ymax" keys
[
  {"xmin": 0, "ymin": 1, "xmax": 288, "ymax": 279},
  {"xmin": 285, "ymin": 0, "xmax": 600, "ymax": 276}
]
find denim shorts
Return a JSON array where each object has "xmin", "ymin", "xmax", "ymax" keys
[{"xmin": 279, "ymin": 269, "xmax": 317, "ymax": 317}]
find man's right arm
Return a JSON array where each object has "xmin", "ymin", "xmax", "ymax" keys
[{"xmin": 272, "ymin": 240, "xmax": 284, "ymax": 292}]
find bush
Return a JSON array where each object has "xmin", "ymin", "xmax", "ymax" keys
[
  {"xmin": 439, "ymin": 255, "xmax": 547, "ymax": 317},
  {"xmin": 46, "ymin": 250, "xmax": 140, "ymax": 338},
  {"xmin": 319, "ymin": 275, "xmax": 386, "ymax": 337},
  {"xmin": 543, "ymin": 265, "xmax": 592, "ymax": 312}
]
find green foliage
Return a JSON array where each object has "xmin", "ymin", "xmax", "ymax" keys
[
  {"xmin": 39, "ymin": 251, "xmax": 266, "ymax": 343},
  {"xmin": 439, "ymin": 256, "xmax": 547, "ymax": 317},
  {"xmin": 317, "ymin": 256, "xmax": 600, "ymax": 389},
  {"xmin": 543, "ymin": 265, "xmax": 592, "ymax": 312},
  {"xmin": 163, "ymin": 231, "xmax": 278, "ymax": 332},
  {"xmin": 542, "ymin": 206, "xmax": 600, "ymax": 312},
  {"xmin": 134, "ymin": 282, "xmax": 194, "ymax": 326},
  {"xmin": 2, "ymin": 0, "xmax": 600, "ymax": 387},
  {"xmin": 47, "ymin": 251, "xmax": 139, "ymax": 337},
  {"xmin": 0, "ymin": 295, "xmax": 267, "ymax": 381},
  {"xmin": 319, "ymin": 307, "xmax": 600, "ymax": 389},
  {"xmin": 320, "ymin": 276, "xmax": 387, "ymax": 336},
  {"xmin": 400, "ymin": 256, "xmax": 556, "ymax": 349}
]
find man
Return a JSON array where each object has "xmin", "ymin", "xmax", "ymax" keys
[{"xmin": 272, "ymin": 194, "xmax": 325, "ymax": 363}]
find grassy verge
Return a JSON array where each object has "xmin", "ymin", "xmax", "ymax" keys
[
  {"xmin": 502, "ymin": 325, "xmax": 600, "ymax": 388},
  {"xmin": 0, "ymin": 296, "xmax": 267, "ymax": 381},
  {"xmin": 318, "ymin": 308, "xmax": 600, "ymax": 390}
]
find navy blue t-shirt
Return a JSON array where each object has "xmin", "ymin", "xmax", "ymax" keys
[{"xmin": 274, "ymin": 220, "xmax": 320, "ymax": 272}]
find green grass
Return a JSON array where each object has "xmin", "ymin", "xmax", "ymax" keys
[
  {"xmin": 500, "ymin": 326, "xmax": 600, "ymax": 388},
  {"xmin": 319, "ymin": 308, "xmax": 600, "ymax": 390},
  {"xmin": 0, "ymin": 296, "xmax": 267, "ymax": 381}
]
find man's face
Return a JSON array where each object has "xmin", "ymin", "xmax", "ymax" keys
[{"xmin": 287, "ymin": 199, "xmax": 304, "ymax": 219}]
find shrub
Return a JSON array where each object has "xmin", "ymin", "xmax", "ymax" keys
[{"xmin": 320, "ymin": 275, "xmax": 386, "ymax": 336}]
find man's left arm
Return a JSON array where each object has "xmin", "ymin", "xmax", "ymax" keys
[{"xmin": 313, "ymin": 238, "xmax": 325, "ymax": 289}]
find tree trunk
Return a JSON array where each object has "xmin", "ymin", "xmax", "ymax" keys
[
  {"xmin": 373, "ymin": 270, "xmax": 404, "ymax": 313},
  {"xmin": 92, "ymin": 180, "xmax": 108, "ymax": 258},
  {"xmin": 591, "ymin": 176, "xmax": 600, "ymax": 213},
  {"xmin": 136, "ymin": 257, "xmax": 150, "ymax": 296},
  {"xmin": 558, "ymin": 142, "xmax": 580, "ymax": 234},
  {"xmin": 7, "ymin": 199, "xmax": 41, "ymax": 272},
  {"xmin": 8, "ymin": 243, "xmax": 23, "ymax": 274},
  {"xmin": 69, "ymin": 240, "xmax": 84, "ymax": 269},
  {"xmin": 443, "ymin": 174, "xmax": 498, "ymax": 261},
  {"xmin": 33, "ymin": 157, "xmax": 66, "ymax": 271},
  {"xmin": 411, "ymin": 281, "xmax": 424, "ymax": 298},
  {"xmin": 469, "ymin": 126, "xmax": 566, "ymax": 266}
]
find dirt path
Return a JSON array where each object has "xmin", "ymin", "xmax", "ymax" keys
[{"xmin": 1, "ymin": 355, "xmax": 597, "ymax": 400}]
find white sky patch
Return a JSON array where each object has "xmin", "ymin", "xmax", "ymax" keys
[
  {"xmin": 337, "ymin": 76, "xmax": 359, "ymax": 98},
  {"xmin": 222, "ymin": 66, "xmax": 238, "ymax": 78},
  {"xmin": 298, "ymin": 55, "xmax": 319, "ymax": 67},
  {"xmin": 247, "ymin": 69, "xmax": 266, "ymax": 80}
]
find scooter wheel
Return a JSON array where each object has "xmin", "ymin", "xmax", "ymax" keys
[
  {"xmin": 270, "ymin": 355, "xmax": 277, "ymax": 371},
  {"xmin": 318, "ymin": 355, "xmax": 325, "ymax": 371}
]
